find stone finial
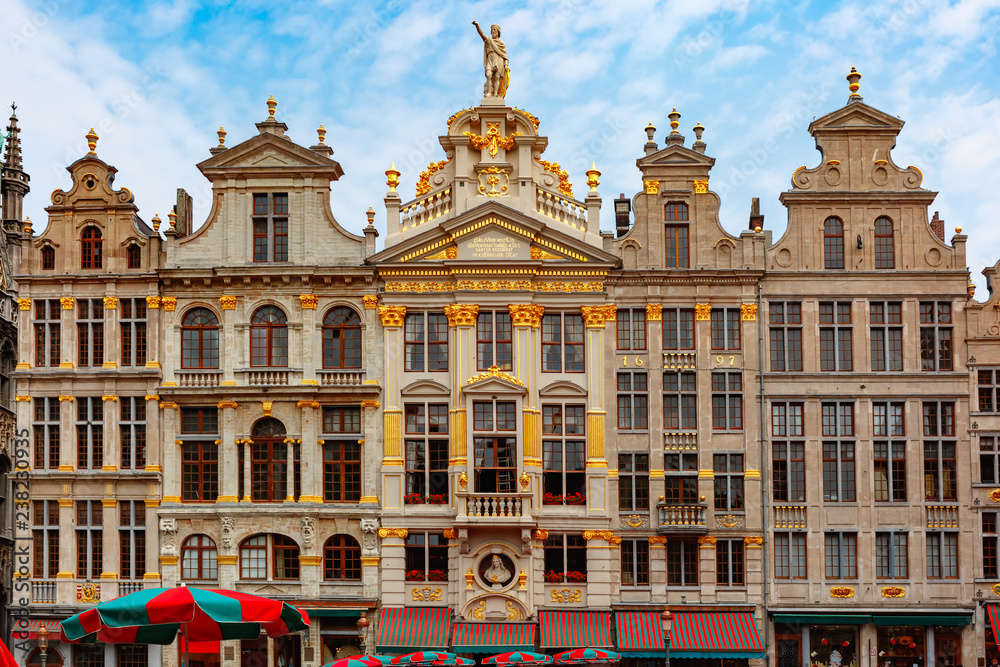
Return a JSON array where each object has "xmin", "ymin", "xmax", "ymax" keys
[
  {"xmin": 85, "ymin": 127, "xmax": 99, "ymax": 155},
  {"xmin": 385, "ymin": 162, "xmax": 400, "ymax": 192},
  {"xmin": 847, "ymin": 67, "xmax": 862, "ymax": 102},
  {"xmin": 366, "ymin": 207, "xmax": 376, "ymax": 226},
  {"xmin": 151, "ymin": 214, "xmax": 161, "ymax": 232},
  {"xmin": 586, "ymin": 162, "xmax": 601, "ymax": 191},
  {"xmin": 217, "ymin": 127, "xmax": 226, "ymax": 145},
  {"xmin": 22, "ymin": 216, "xmax": 32, "ymax": 235},
  {"xmin": 644, "ymin": 122, "xmax": 656, "ymax": 142},
  {"xmin": 693, "ymin": 122, "xmax": 704, "ymax": 142},
  {"xmin": 167, "ymin": 210, "xmax": 177, "ymax": 228},
  {"xmin": 267, "ymin": 94, "xmax": 277, "ymax": 117},
  {"xmin": 668, "ymin": 108, "xmax": 681, "ymax": 133},
  {"xmin": 643, "ymin": 121, "xmax": 657, "ymax": 155},
  {"xmin": 317, "ymin": 125, "xmax": 326, "ymax": 144}
]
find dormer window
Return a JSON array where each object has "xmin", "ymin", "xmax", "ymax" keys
[
  {"xmin": 874, "ymin": 216, "xmax": 894, "ymax": 269},
  {"xmin": 252, "ymin": 193, "xmax": 289, "ymax": 262},
  {"xmin": 665, "ymin": 202, "xmax": 689, "ymax": 268},
  {"xmin": 127, "ymin": 243, "xmax": 141, "ymax": 269},
  {"xmin": 41, "ymin": 246, "xmax": 55, "ymax": 270},
  {"xmin": 824, "ymin": 217, "xmax": 845, "ymax": 269},
  {"xmin": 81, "ymin": 225, "xmax": 103, "ymax": 269}
]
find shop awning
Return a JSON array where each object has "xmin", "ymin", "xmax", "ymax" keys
[
  {"xmin": 873, "ymin": 614, "xmax": 972, "ymax": 627},
  {"xmin": 670, "ymin": 612, "xmax": 764, "ymax": 659},
  {"xmin": 452, "ymin": 622, "xmax": 537, "ymax": 653},
  {"xmin": 376, "ymin": 607, "xmax": 451, "ymax": 651},
  {"xmin": 617, "ymin": 611, "xmax": 665, "ymax": 657},
  {"xmin": 539, "ymin": 611, "xmax": 613, "ymax": 649},
  {"xmin": 12, "ymin": 620, "xmax": 61, "ymax": 640},
  {"xmin": 773, "ymin": 614, "xmax": 873, "ymax": 625},
  {"xmin": 179, "ymin": 636, "xmax": 221, "ymax": 655},
  {"xmin": 302, "ymin": 609, "xmax": 365, "ymax": 618}
]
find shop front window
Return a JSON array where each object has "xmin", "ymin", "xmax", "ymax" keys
[
  {"xmin": 987, "ymin": 616, "xmax": 999, "ymax": 667},
  {"xmin": 810, "ymin": 626, "xmax": 858, "ymax": 667},
  {"xmin": 934, "ymin": 629, "xmax": 961, "ymax": 667},
  {"xmin": 876, "ymin": 626, "xmax": 925, "ymax": 667}
]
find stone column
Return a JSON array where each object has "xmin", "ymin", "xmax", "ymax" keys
[
  {"xmin": 160, "ymin": 402, "xmax": 181, "ymax": 503},
  {"xmin": 744, "ymin": 536, "xmax": 763, "ymax": 604},
  {"xmin": 445, "ymin": 305, "xmax": 478, "ymax": 479},
  {"xmin": 509, "ymin": 305, "xmax": 544, "ymax": 495},
  {"xmin": 646, "ymin": 305, "xmax": 664, "ymax": 488},
  {"xmin": 217, "ymin": 401, "xmax": 239, "ymax": 503},
  {"xmin": 144, "ymin": 393, "xmax": 161, "ymax": 475},
  {"xmin": 160, "ymin": 297, "xmax": 178, "ymax": 385},
  {"xmin": 60, "ymin": 294, "xmax": 75, "ymax": 369},
  {"xmin": 697, "ymin": 536, "xmax": 717, "ymax": 601},
  {"xmin": 142, "ymin": 500, "xmax": 161, "ymax": 589},
  {"xmin": 298, "ymin": 401, "xmax": 323, "ymax": 504},
  {"xmin": 145, "ymin": 296, "xmax": 161, "ymax": 373},
  {"xmin": 284, "ymin": 439, "xmax": 296, "ymax": 502},
  {"xmin": 299, "ymin": 295, "xmax": 318, "ymax": 385},
  {"xmin": 360, "ymin": 519, "xmax": 380, "ymax": 600},
  {"xmin": 58, "ymin": 395, "xmax": 75, "ymax": 471},
  {"xmin": 56, "ymin": 498, "xmax": 75, "ymax": 604},
  {"xmin": 100, "ymin": 498, "xmax": 119, "ymax": 600},
  {"xmin": 15, "ymin": 297, "xmax": 31, "ymax": 370},
  {"xmin": 242, "ymin": 440, "xmax": 252, "ymax": 502},
  {"xmin": 103, "ymin": 296, "xmax": 120, "ymax": 369},
  {"xmin": 583, "ymin": 530, "xmax": 615, "ymax": 608},
  {"xmin": 581, "ymin": 306, "xmax": 613, "ymax": 513},
  {"xmin": 379, "ymin": 306, "xmax": 406, "ymax": 513},
  {"xmin": 299, "ymin": 553, "xmax": 321, "ymax": 599},
  {"xmin": 378, "ymin": 528, "xmax": 408, "ymax": 606},
  {"xmin": 102, "ymin": 395, "xmax": 119, "ymax": 472},
  {"xmin": 360, "ymin": 401, "xmax": 380, "ymax": 504},
  {"xmin": 649, "ymin": 536, "xmax": 667, "ymax": 603},
  {"xmin": 219, "ymin": 296, "xmax": 238, "ymax": 386}
]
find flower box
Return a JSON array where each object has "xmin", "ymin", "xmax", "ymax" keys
[
  {"xmin": 404, "ymin": 493, "xmax": 425, "ymax": 505},
  {"xmin": 566, "ymin": 492, "xmax": 587, "ymax": 506},
  {"xmin": 543, "ymin": 493, "xmax": 564, "ymax": 505},
  {"xmin": 428, "ymin": 494, "xmax": 449, "ymax": 504},
  {"xmin": 405, "ymin": 569, "xmax": 425, "ymax": 581},
  {"xmin": 565, "ymin": 570, "xmax": 587, "ymax": 583},
  {"xmin": 427, "ymin": 569, "xmax": 448, "ymax": 582}
]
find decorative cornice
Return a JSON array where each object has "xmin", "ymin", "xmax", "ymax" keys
[
  {"xmin": 378, "ymin": 305, "xmax": 406, "ymax": 327},
  {"xmin": 219, "ymin": 295, "xmax": 237, "ymax": 310},
  {"xmin": 509, "ymin": 304, "xmax": 544, "ymax": 327},
  {"xmin": 362, "ymin": 295, "xmax": 378, "ymax": 310},
  {"xmin": 583, "ymin": 530, "xmax": 621, "ymax": 545},
  {"xmin": 695, "ymin": 304, "xmax": 711, "ymax": 321},
  {"xmin": 741, "ymin": 303, "xmax": 758, "ymax": 321},
  {"xmin": 444, "ymin": 304, "xmax": 479, "ymax": 327},
  {"xmin": 384, "ymin": 280, "xmax": 605, "ymax": 293},
  {"xmin": 646, "ymin": 304, "xmax": 662, "ymax": 321},
  {"xmin": 103, "ymin": 297, "xmax": 117, "ymax": 310},
  {"xmin": 299, "ymin": 556, "xmax": 322, "ymax": 566},
  {"xmin": 146, "ymin": 296, "xmax": 161, "ymax": 309},
  {"xmin": 160, "ymin": 556, "xmax": 179, "ymax": 566},
  {"xmin": 378, "ymin": 528, "xmax": 408, "ymax": 539},
  {"xmin": 467, "ymin": 365, "xmax": 524, "ymax": 387},
  {"xmin": 161, "ymin": 297, "xmax": 177, "ymax": 311},
  {"xmin": 745, "ymin": 469, "xmax": 761, "ymax": 479},
  {"xmin": 298, "ymin": 294, "xmax": 318, "ymax": 310}
]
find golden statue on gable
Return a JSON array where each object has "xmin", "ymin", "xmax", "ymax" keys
[{"xmin": 473, "ymin": 21, "xmax": 509, "ymax": 98}]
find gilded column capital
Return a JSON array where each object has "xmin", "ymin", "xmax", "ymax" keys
[
  {"xmin": 744, "ymin": 536, "xmax": 763, "ymax": 549},
  {"xmin": 144, "ymin": 394, "xmax": 159, "ymax": 401},
  {"xmin": 297, "ymin": 400, "xmax": 320, "ymax": 409},
  {"xmin": 363, "ymin": 295, "xmax": 379, "ymax": 309},
  {"xmin": 146, "ymin": 296, "xmax": 161, "ymax": 309},
  {"xmin": 741, "ymin": 303, "xmax": 758, "ymax": 321},
  {"xmin": 644, "ymin": 180, "xmax": 660, "ymax": 195},
  {"xmin": 101, "ymin": 395, "xmax": 118, "ymax": 402},
  {"xmin": 697, "ymin": 535, "xmax": 717, "ymax": 548},
  {"xmin": 581, "ymin": 305, "xmax": 616, "ymax": 328},
  {"xmin": 298, "ymin": 294, "xmax": 318, "ymax": 310},
  {"xmin": 378, "ymin": 305, "xmax": 406, "ymax": 327},
  {"xmin": 378, "ymin": 528, "xmax": 408, "ymax": 539},
  {"xmin": 444, "ymin": 304, "xmax": 479, "ymax": 326},
  {"xmin": 161, "ymin": 297, "xmax": 177, "ymax": 311},
  {"xmin": 219, "ymin": 296, "xmax": 238, "ymax": 311},
  {"xmin": 695, "ymin": 303, "xmax": 712, "ymax": 321},
  {"xmin": 583, "ymin": 530, "xmax": 621, "ymax": 545},
  {"xmin": 217, "ymin": 401, "xmax": 238, "ymax": 410},
  {"xmin": 17, "ymin": 298, "xmax": 30, "ymax": 310},
  {"xmin": 648, "ymin": 536, "xmax": 668, "ymax": 545},
  {"xmin": 361, "ymin": 400, "xmax": 381, "ymax": 409},
  {"xmin": 693, "ymin": 179, "xmax": 709, "ymax": 194},
  {"xmin": 646, "ymin": 304, "xmax": 662, "ymax": 321},
  {"xmin": 159, "ymin": 401, "xmax": 179, "ymax": 410},
  {"xmin": 60, "ymin": 297, "xmax": 75, "ymax": 310},
  {"xmin": 508, "ymin": 304, "xmax": 544, "ymax": 327},
  {"xmin": 103, "ymin": 297, "xmax": 117, "ymax": 310}
]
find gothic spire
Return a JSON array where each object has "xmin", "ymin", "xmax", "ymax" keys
[{"xmin": 3, "ymin": 104, "xmax": 22, "ymax": 171}]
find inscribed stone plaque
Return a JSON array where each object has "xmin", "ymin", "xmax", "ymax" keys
[{"xmin": 457, "ymin": 229, "xmax": 529, "ymax": 261}]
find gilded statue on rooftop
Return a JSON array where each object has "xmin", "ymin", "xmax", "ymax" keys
[{"xmin": 473, "ymin": 21, "xmax": 509, "ymax": 98}]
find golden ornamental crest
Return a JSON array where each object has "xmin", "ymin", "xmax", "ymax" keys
[
  {"xmin": 830, "ymin": 586, "xmax": 855, "ymax": 598},
  {"xmin": 583, "ymin": 530, "xmax": 621, "ymax": 545},
  {"xmin": 537, "ymin": 159, "xmax": 573, "ymax": 197},
  {"xmin": 377, "ymin": 528, "xmax": 408, "ymax": 539},
  {"xmin": 478, "ymin": 166, "xmax": 510, "ymax": 197},
  {"xmin": 880, "ymin": 586, "xmax": 905, "ymax": 598},
  {"xmin": 465, "ymin": 122, "xmax": 521, "ymax": 158},
  {"xmin": 416, "ymin": 159, "xmax": 449, "ymax": 197},
  {"xmin": 466, "ymin": 365, "xmax": 524, "ymax": 387}
]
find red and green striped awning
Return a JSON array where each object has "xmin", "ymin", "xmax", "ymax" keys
[
  {"xmin": 616, "ymin": 612, "xmax": 665, "ymax": 657},
  {"xmin": 539, "ymin": 611, "xmax": 613, "ymax": 649},
  {"xmin": 377, "ymin": 607, "xmax": 451, "ymax": 651},
  {"xmin": 452, "ymin": 623, "xmax": 537, "ymax": 653},
  {"xmin": 13, "ymin": 620, "xmax": 62, "ymax": 640},
  {"xmin": 670, "ymin": 612, "xmax": 764, "ymax": 659}
]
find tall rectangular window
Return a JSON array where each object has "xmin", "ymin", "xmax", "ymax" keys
[
  {"xmin": 617, "ymin": 372, "xmax": 648, "ymax": 430},
  {"xmin": 663, "ymin": 371, "xmax": 696, "ymax": 431},
  {"xmin": 711, "ymin": 371, "xmax": 742, "ymax": 430},
  {"xmin": 251, "ymin": 193, "xmax": 289, "ymax": 262},
  {"xmin": 34, "ymin": 299, "xmax": 61, "ymax": 367},
  {"xmin": 621, "ymin": 539, "xmax": 650, "ymax": 587},
  {"xmin": 774, "ymin": 532, "xmax": 806, "ymax": 579},
  {"xmin": 875, "ymin": 532, "xmax": 908, "ymax": 579},
  {"xmin": 542, "ymin": 404, "xmax": 586, "ymax": 504},
  {"xmin": 76, "ymin": 299, "xmax": 105, "ymax": 367},
  {"xmin": 711, "ymin": 308, "xmax": 741, "ymax": 351},
  {"xmin": 542, "ymin": 313, "xmax": 585, "ymax": 372},
  {"xmin": 618, "ymin": 453, "xmax": 649, "ymax": 512},
  {"xmin": 403, "ymin": 404, "xmax": 448, "ymax": 503},
  {"xmin": 476, "ymin": 311, "xmax": 512, "ymax": 371},
  {"xmin": 926, "ymin": 532, "xmax": 958, "ymax": 579},
  {"xmin": 716, "ymin": 539, "xmax": 745, "ymax": 586},
  {"xmin": 985, "ymin": 512, "xmax": 998, "ymax": 580},
  {"xmin": 665, "ymin": 226, "xmax": 689, "ymax": 268},
  {"xmin": 405, "ymin": 532, "xmax": 449, "ymax": 582},
  {"xmin": 667, "ymin": 539, "xmax": 698, "ymax": 586},
  {"xmin": 544, "ymin": 534, "xmax": 587, "ymax": 583},
  {"xmin": 713, "ymin": 453, "xmax": 744, "ymax": 512},
  {"xmin": 33, "ymin": 397, "xmax": 60, "ymax": 470},
  {"xmin": 819, "ymin": 302, "xmax": 852, "ymax": 371},
  {"xmin": 617, "ymin": 309, "xmax": 647, "ymax": 351},
  {"xmin": 772, "ymin": 402, "xmax": 805, "ymax": 502},
  {"xmin": 473, "ymin": 400, "xmax": 517, "ymax": 493},
  {"xmin": 662, "ymin": 308, "xmax": 695, "ymax": 350},
  {"xmin": 981, "ymin": 435, "xmax": 1000, "ymax": 485},
  {"xmin": 769, "ymin": 302, "xmax": 802, "ymax": 371},
  {"xmin": 923, "ymin": 401, "xmax": 956, "ymax": 501},
  {"xmin": 76, "ymin": 397, "xmax": 104, "ymax": 470},
  {"xmin": 181, "ymin": 408, "xmax": 219, "ymax": 502},
  {"xmin": 870, "ymin": 301, "xmax": 903, "ymax": 372},
  {"xmin": 119, "ymin": 397, "xmax": 147, "ymax": 470},
  {"xmin": 32, "ymin": 500, "xmax": 59, "ymax": 579},
  {"xmin": 979, "ymin": 369, "xmax": 1000, "ymax": 412},
  {"xmin": 873, "ymin": 402, "xmax": 906, "ymax": 503},
  {"xmin": 120, "ymin": 298, "xmax": 147, "ymax": 367},
  {"xmin": 323, "ymin": 406, "xmax": 363, "ymax": 503},
  {"xmin": 119, "ymin": 500, "xmax": 146, "ymax": 580},
  {"xmin": 404, "ymin": 313, "xmax": 448, "ymax": 372},
  {"xmin": 664, "ymin": 450, "xmax": 698, "ymax": 504},
  {"xmin": 822, "ymin": 402, "xmax": 855, "ymax": 502},
  {"xmin": 76, "ymin": 500, "xmax": 103, "ymax": 579},
  {"xmin": 824, "ymin": 532, "xmax": 857, "ymax": 579},
  {"xmin": 920, "ymin": 301, "xmax": 953, "ymax": 371}
]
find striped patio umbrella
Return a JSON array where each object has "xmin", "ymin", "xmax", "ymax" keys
[
  {"xmin": 391, "ymin": 652, "xmax": 457, "ymax": 665},
  {"xmin": 323, "ymin": 658, "xmax": 393, "ymax": 667},
  {"xmin": 483, "ymin": 653, "xmax": 554, "ymax": 666},
  {"xmin": 432, "ymin": 659, "xmax": 475, "ymax": 667},
  {"xmin": 58, "ymin": 587, "xmax": 308, "ymax": 644},
  {"xmin": 553, "ymin": 649, "xmax": 621, "ymax": 665}
]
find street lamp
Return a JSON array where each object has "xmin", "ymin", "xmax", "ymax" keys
[
  {"xmin": 36, "ymin": 625, "xmax": 49, "ymax": 667},
  {"xmin": 661, "ymin": 610, "xmax": 672, "ymax": 667},
  {"xmin": 357, "ymin": 612, "xmax": 370, "ymax": 651}
]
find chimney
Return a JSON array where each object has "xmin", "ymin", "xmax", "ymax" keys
[
  {"xmin": 749, "ymin": 197, "xmax": 764, "ymax": 230},
  {"xmin": 174, "ymin": 188, "xmax": 194, "ymax": 237},
  {"xmin": 614, "ymin": 193, "xmax": 631, "ymax": 238},
  {"xmin": 930, "ymin": 211, "xmax": 945, "ymax": 242}
]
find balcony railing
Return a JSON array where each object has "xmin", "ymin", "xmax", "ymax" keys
[
  {"xmin": 456, "ymin": 491, "xmax": 534, "ymax": 523},
  {"xmin": 119, "ymin": 581, "xmax": 144, "ymax": 596},
  {"xmin": 656, "ymin": 503, "xmax": 708, "ymax": 533},
  {"xmin": 663, "ymin": 352, "xmax": 697, "ymax": 369},
  {"xmin": 176, "ymin": 371, "xmax": 223, "ymax": 387},
  {"xmin": 32, "ymin": 581, "xmax": 56, "ymax": 603},
  {"xmin": 774, "ymin": 504, "xmax": 807, "ymax": 529},
  {"xmin": 926, "ymin": 504, "xmax": 959, "ymax": 529},
  {"xmin": 317, "ymin": 369, "xmax": 367, "ymax": 386}
]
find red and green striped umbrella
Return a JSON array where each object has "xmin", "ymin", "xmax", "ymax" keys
[
  {"xmin": 323, "ymin": 658, "xmax": 393, "ymax": 667},
  {"xmin": 484, "ymin": 653, "xmax": 554, "ymax": 666},
  {"xmin": 553, "ymin": 649, "xmax": 621, "ymax": 665},
  {"xmin": 391, "ymin": 652, "xmax": 456, "ymax": 665},
  {"xmin": 59, "ymin": 587, "xmax": 308, "ymax": 644},
  {"xmin": 433, "ymin": 659, "xmax": 475, "ymax": 667}
]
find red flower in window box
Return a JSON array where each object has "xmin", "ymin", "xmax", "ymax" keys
[
  {"xmin": 545, "ymin": 570, "xmax": 564, "ymax": 583},
  {"xmin": 565, "ymin": 570, "xmax": 587, "ymax": 583},
  {"xmin": 404, "ymin": 493, "xmax": 425, "ymax": 505},
  {"xmin": 405, "ymin": 570, "xmax": 425, "ymax": 582},
  {"xmin": 543, "ymin": 493, "xmax": 565, "ymax": 505},
  {"xmin": 843, "ymin": 641, "xmax": 850, "ymax": 648},
  {"xmin": 427, "ymin": 569, "xmax": 448, "ymax": 582},
  {"xmin": 566, "ymin": 492, "xmax": 587, "ymax": 506},
  {"xmin": 822, "ymin": 639, "xmax": 828, "ymax": 645},
  {"xmin": 428, "ymin": 494, "xmax": 449, "ymax": 504}
]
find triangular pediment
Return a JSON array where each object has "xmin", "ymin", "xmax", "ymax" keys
[
  {"xmin": 809, "ymin": 102, "xmax": 904, "ymax": 134},
  {"xmin": 637, "ymin": 144, "xmax": 716, "ymax": 168},
  {"xmin": 197, "ymin": 132, "xmax": 343, "ymax": 176},
  {"xmin": 462, "ymin": 367, "xmax": 527, "ymax": 395},
  {"xmin": 254, "ymin": 584, "xmax": 285, "ymax": 595}
]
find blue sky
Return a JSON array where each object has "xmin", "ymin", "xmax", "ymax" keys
[{"xmin": 4, "ymin": 0, "xmax": 1000, "ymax": 287}]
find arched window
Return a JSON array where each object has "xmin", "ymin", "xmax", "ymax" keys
[
  {"xmin": 239, "ymin": 418, "xmax": 296, "ymax": 502},
  {"xmin": 239, "ymin": 534, "xmax": 299, "ymax": 580},
  {"xmin": 181, "ymin": 535, "xmax": 218, "ymax": 580},
  {"xmin": 127, "ymin": 244, "xmax": 141, "ymax": 269},
  {"xmin": 181, "ymin": 308, "xmax": 219, "ymax": 369},
  {"xmin": 324, "ymin": 534, "xmax": 362, "ymax": 581},
  {"xmin": 323, "ymin": 307, "xmax": 362, "ymax": 369},
  {"xmin": 824, "ymin": 217, "xmax": 844, "ymax": 269},
  {"xmin": 664, "ymin": 202, "xmax": 689, "ymax": 268},
  {"xmin": 41, "ymin": 246, "xmax": 55, "ymax": 270},
  {"xmin": 250, "ymin": 305, "xmax": 288, "ymax": 367},
  {"xmin": 874, "ymin": 216, "xmax": 894, "ymax": 269},
  {"xmin": 81, "ymin": 225, "xmax": 103, "ymax": 269},
  {"xmin": 27, "ymin": 648, "xmax": 64, "ymax": 667}
]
